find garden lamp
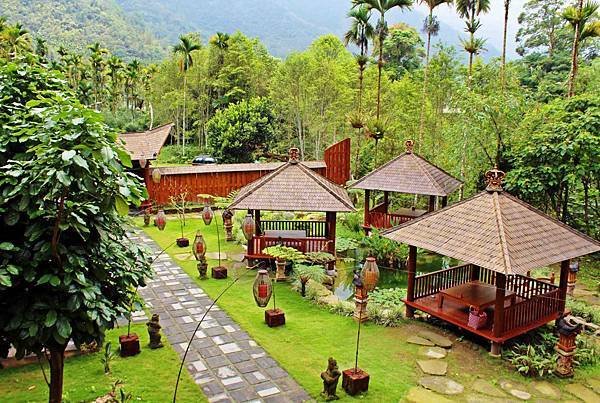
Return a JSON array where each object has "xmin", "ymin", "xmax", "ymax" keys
[
  {"xmin": 252, "ymin": 269, "xmax": 272, "ymax": 308},
  {"xmin": 192, "ymin": 231, "xmax": 207, "ymax": 261},
  {"xmin": 151, "ymin": 169, "xmax": 161, "ymax": 184},
  {"xmin": 242, "ymin": 214, "xmax": 256, "ymax": 241},
  {"xmin": 155, "ymin": 210, "xmax": 167, "ymax": 231},
  {"xmin": 202, "ymin": 205, "xmax": 214, "ymax": 226},
  {"xmin": 361, "ymin": 257, "xmax": 379, "ymax": 292}
]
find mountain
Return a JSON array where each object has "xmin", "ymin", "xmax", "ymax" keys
[{"xmin": 0, "ymin": 0, "xmax": 166, "ymax": 61}]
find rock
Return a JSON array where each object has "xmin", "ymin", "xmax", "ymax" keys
[
  {"xmin": 317, "ymin": 294, "xmax": 340, "ymax": 306},
  {"xmin": 531, "ymin": 381, "xmax": 561, "ymax": 400},
  {"xmin": 499, "ymin": 379, "xmax": 531, "ymax": 401},
  {"xmin": 206, "ymin": 252, "xmax": 227, "ymax": 260},
  {"xmin": 510, "ymin": 390, "xmax": 531, "ymax": 400},
  {"xmin": 407, "ymin": 336, "xmax": 435, "ymax": 346},
  {"xmin": 417, "ymin": 360, "xmax": 448, "ymax": 376},
  {"xmin": 418, "ymin": 330, "xmax": 453, "ymax": 348},
  {"xmin": 587, "ymin": 379, "xmax": 600, "ymax": 394},
  {"xmin": 565, "ymin": 383, "xmax": 600, "ymax": 403},
  {"xmin": 418, "ymin": 346, "xmax": 447, "ymax": 359},
  {"xmin": 406, "ymin": 386, "xmax": 452, "ymax": 403},
  {"xmin": 471, "ymin": 379, "xmax": 506, "ymax": 398},
  {"xmin": 419, "ymin": 376, "xmax": 464, "ymax": 395},
  {"xmin": 465, "ymin": 394, "xmax": 517, "ymax": 403}
]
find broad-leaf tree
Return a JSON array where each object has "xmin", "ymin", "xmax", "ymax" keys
[
  {"xmin": 0, "ymin": 59, "xmax": 152, "ymax": 403},
  {"xmin": 516, "ymin": 0, "xmax": 569, "ymax": 57}
]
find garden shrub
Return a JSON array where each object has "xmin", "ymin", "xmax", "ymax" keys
[
  {"xmin": 328, "ymin": 301, "xmax": 355, "ymax": 317},
  {"xmin": 566, "ymin": 299, "xmax": 600, "ymax": 325},
  {"xmin": 156, "ymin": 144, "xmax": 205, "ymax": 165},
  {"xmin": 367, "ymin": 304, "xmax": 405, "ymax": 327}
]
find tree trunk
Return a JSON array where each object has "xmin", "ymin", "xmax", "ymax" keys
[
  {"xmin": 354, "ymin": 66, "xmax": 364, "ymax": 178},
  {"xmin": 501, "ymin": 1, "xmax": 510, "ymax": 89},
  {"xmin": 183, "ymin": 74, "xmax": 187, "ymax": 157},
  {"xmin": 567, "ymin": 0, "xmax": 584, "ymax": 97},
  {"xmin": 376, "ymin": 32, "xmax": 384, "ymax": 121},
  {"xmin": 48, "ymin": 344, "xmax": 67, "ymax": 403},
  {"xmin": 418, "ymin": 9, "xmax": 434, "ymax": 152}
]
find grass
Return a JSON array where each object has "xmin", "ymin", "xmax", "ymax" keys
[
  {"xmin": 0, "ymin": 324, "xmax": 202, "ymax": 402},
  {"xmin": 135, "ymin": 214, "xmax": 570, "ymax": 402}
]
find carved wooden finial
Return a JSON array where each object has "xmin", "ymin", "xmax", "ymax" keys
[
  {"xmin": 289, "ymin": 147, "xmax": 300, "ymax": 164},
  {"xmin": 485, "ymin": 166, "xmax": 505, "ymax": 192},
  {"xmin": 405, "ymin": 140, "xmax": 414, "ymax": 154}
]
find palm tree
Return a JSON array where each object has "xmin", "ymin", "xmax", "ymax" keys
[
  {"xmin": 563, "ymin": 0, "xmax": 600, "ymax": 97},
  {"xmin": 501, "ymin": 0, "xmax": 511, "ymax": 87},
  {"xmin": 173, "ymin": 34, "xmax": 201, "ymax": 156},
  {"xmin": 352, "ymin": 0, "xmax": 413, "ymax": 120},
  {"xmin": 106, "ymin": 56, "xmax": 124, "ymax": 113},
  {"xmin": 125, "ymin": 60, "xmax": 141, "ymax": 115},
  {"xmin": 87, "ymin": 42, "xmax": 108, "ymax": 110},
  {"xmin": 34, "ymin": 37, "xmax": 48, "ymax": 60},
  {"xmin": 2, "ymin": 23, "xmax": 31, "ymax": 59},
  {"xmin": 455, "ymin": 0, "xmax": 490, "ymax": 84}
]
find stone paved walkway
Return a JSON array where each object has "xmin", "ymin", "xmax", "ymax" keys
[{"xmin": 131, "ymin": 231, "xmax": 311, "ymax": 403}]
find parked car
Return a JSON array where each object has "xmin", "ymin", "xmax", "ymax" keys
[{"xmin": 191, "ymin": 155, "xmax": 217, "ymax": 165}]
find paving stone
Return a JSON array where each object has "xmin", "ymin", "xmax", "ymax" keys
[
  {"xmin": 417, "ymin": 359, "xmax": 448, "ymax": 375},
  {"xmin": 465, "ymin": 394, "xmax": 518, "ymax": 403},
  {"xmin": 419, "ymin": 376, "xmax": 464, "ymax": 395},
  {"xmin": 229, "ymin": 388, "xmax": 259, "ymax": 402},
  {"xmin": 499, "ymin": 379, "xmax": 532, "ymax": 400},
  {"xmin": 531, "ymin": 381, "xmax": 561, "ymax": 399},
  {"xmin": 188, "ymin": 360, "xmax": 207, "ymax": 372},
  {"xmin": 418, "ymin": 346, "xmax": 448, "ymax": 359},
  {"xmin": 206, "ymin": 355, "xmax": 230, "ymax": 369},
  {"xmin": 256, "ymin": 385, "xmax": 280, "ymax": 398},
  {"xmin": 256, "ymin": 357, "xmax": 278, "ymax": 369},
  {"xmin": 418, "ymin": 330, "xmax": 453, "ymax": 348},
  {"xmin": 219, "ymin": 342, "xmax": 242, "ymax": 354},
  {"xmin": 472, "ymin": 379, "xmax": 506, "ymax": 398},
  {"xmin": 227, "ymin": 351, "xmax": 251, "ymax": 364},
  {"xmin": 235, "ymin": 361, "xmax": 260, "ymax": 374},
  {"xmin": 406, "ymin": 386, "xmax": 453, "ymax": 403},
  {"xmin": 587, "ymin": 379, "xmax": 600, "ymax": 394},
  {"xmin": 565, "ymin": 383, "xmax": 600, "ymax": 403},
  {"xmin": 244, "ymin": 371, "xmax": 269, "ymax": 385},
  {"xmin": 407, "ymin": 335, "xmax": 435, "ymax": 346},
  {"xmin": 264, "ymin": 366, "xmax": 288, "ymax": 380}
]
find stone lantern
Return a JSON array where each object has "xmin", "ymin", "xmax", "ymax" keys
[
  {"xmin": 555, "ymin": 314, "xmax": 582, "ymax": 377},
  {"xmin": 222, "ymin": 209, "xmax": 234, "ymax": 241}
]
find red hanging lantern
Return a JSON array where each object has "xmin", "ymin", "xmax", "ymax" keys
[
  {"xmin": 155, "ymin": 210, "xmax": 167, "ymax": 231},
  {"xmin": 242, "ymin": 214, "xmax": 256, "ymax": 241},
  {"xmin": 202, "ymin": 205, "xmax": 214, "ymax": 226},
  {"xmin": 253, "ymin": 269, "xmax": 272, "ymax": 308},
  {"xmin": 361, "ymin": 257, "xmax": 379, "ymax": 292},
  {"xmin": 192, "ymin": 231, "xmax": 207, "ymax": 260}
]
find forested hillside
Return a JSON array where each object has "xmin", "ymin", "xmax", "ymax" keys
[{"xmin": 0, "ymin": 0, "xmax": 165, "ymax": 61}]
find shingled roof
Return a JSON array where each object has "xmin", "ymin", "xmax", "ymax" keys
[
  {"xmin": 351, "ymin": 140, "xmax": 462, "ymax": 196},
  {"xmin": 383, "ymin": 169, "xmax": 600, "ymax": 275},
  {"xmin": 118, "ymin": 123, "xmax": 173, "ymax": 161},
  {"xmin": 229, "ymin": 148, "xmax": 354, "ymax": 213}
]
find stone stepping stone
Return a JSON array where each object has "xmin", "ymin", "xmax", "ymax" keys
[
  {"xmin": 587, "ymin": 379, "xmax": 600, "ymax": 394},
  {"xmin": 418, "ymin": 346, "xmax": 447, "ymax": 359},
  {"xmin": 407, "ymin": 335, "xmax": 435, "ymax": 346},
  {"xmin": 418, "ymin": 330, "xmax": 453, "ymax": 348},
  {"xmin": 229, "ymin": 253, "xmax": 245, "ymax": 262},
  {"xmin": 406, "ymin": 386, "xmax": 452, "ymax": 403},
  {"xmin": 471, "ymin": 379, "xmax": 506, "ymax": 398},
  {"xmin": 417, "ymin": 360, "xmax": 447, "ymax": 376},
  {"xmin": 465, "ymin": 394, "xmax": 520, "ymax": 403},
  {"xmin": 565, "ymin": 383, "xmax": 600, "ymax": 403},
  {"xmin": 206, "ymin": 252, "xmax": 227, "ymax": 260},
  {"xmin": 419, "ymin": 376, "xmax": 464, "ymax": 395},
  {"xmin": 174, "ymin": 253, "xmax": 194, "ymax": 261},
  {"xmin": 531, "ymin": 381, "xmax": 561, "ymax": 400},
  {"xmin": 499, "ymin": 379, "xmax": 531, "ymax": 401}
]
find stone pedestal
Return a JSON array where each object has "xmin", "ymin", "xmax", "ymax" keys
[
  {"xmin": 567, "ymin": 270, "xmax": 577, "ymax": 296},
  {"xmin": 342, "ymin": 368, "xmax": 370, "ymax": 395},
  {"xmin": 197, "ymin": 260, "xmax": 208, "ymax": 279},
  {"xmin": 211, "ymin": 266, "xmax": 227, "ymax": 279},
  {"xmin": 224, "ymin": 224, "xmax": 234, "ymax": 241},
  {"xmin": 353, "ymin": 288, "xmax": 368, "ymax": 322},
  {"xmin": 265, "ymin": 309, "xmax": 285, "ymax": 327}
]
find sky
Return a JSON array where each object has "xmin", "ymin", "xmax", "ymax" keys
[{"xmin": 414, "ymin": 0, "xmax": 528, "ymax": 59}]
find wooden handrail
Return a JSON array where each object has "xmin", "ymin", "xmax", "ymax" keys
[
  {"xmin": 506, "ymin": 274, "xmax": 559, "ymax": 299},
  {"xmin": 252, "ymin": 235, "xmax": 331, "ymax": 255},
  {"xmin": 260, "ymin": 220, "xmax": 327, "ymax": 237},
  {"xmin": 413, "ymin": 264, "xmax": 474, "ymax": 299},
  {"xmin": 368, "ymin": 211, "xmax": 413, "ymax": 229},
  {"xmin": 503, "ymin": 289, "xmax": 561, "ymax": 333}
]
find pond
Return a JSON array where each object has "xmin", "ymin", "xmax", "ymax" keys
[{"xmin": 333, "ymin": 252, "xmax": 459, "ymax": 300}]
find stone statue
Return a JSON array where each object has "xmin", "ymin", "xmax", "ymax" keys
[
  {"xmin": 146, "ymin": 314, "xmax": 164, "ymax": 349},
  {"xmin": 352, "ymin": 269, "xmax": 363, "ymax": 289},
  {"xmin": 320, "ymin": 357, "xmax": 341, "ymax": 400}
]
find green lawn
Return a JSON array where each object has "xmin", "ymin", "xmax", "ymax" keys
[
  {"xmin": 0, "ymin": 324, "xmax": 202, "ymax": 402},
  {"xmin": 137, "ymin": 214, "xmax": 580, "ymax": 402}
]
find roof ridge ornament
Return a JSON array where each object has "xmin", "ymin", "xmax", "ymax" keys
[
  {"xmin": 289, "ymin": 147, "xmax": 300, "ymax": 164},
  {"xmin": 485, "ymin": 166, "xmax": 505, "ymax": 192},
  {"xmin": 405, "ymin": 140, "xmax": 414, "ymax": 154}
]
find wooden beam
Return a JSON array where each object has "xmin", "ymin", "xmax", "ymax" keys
[
  {"xmin": 326, "ymin": 212, "xmax": 337, "ymax": 256},
  {"xmin": 363, "ymin": 189, "xmax": 371, "ymax": 227},
  {"xmin": 471, "ymin": 265, "xmax": 480, "ymax": 282},
  {"xmin": 254, "ymin": 209, "xmax": 261, "ymax": 236},
  {"xmin": 441, "ymin": 196, "xmax": 448, "ymax": 208},
  {"xmin": 247, "ymin": 209, "xmax": 255, "ymax": 259},
  {"xmin": 428, "ymin": 195, "xmax": 436, "ymax": 212},
  {"xmin": 559, "ymin": 260, "xmax": 569, "ymax": 313},
  {"xmin": 406, "ymin": 245, "xmax": 417, "ymax": 318},
  {"xmin": 383, "ymin": 191, "xmax": 389, "ymax": 214},
  {"xmin": 493, "ymin": 273, "xmax": 506, "ymax": 338}
]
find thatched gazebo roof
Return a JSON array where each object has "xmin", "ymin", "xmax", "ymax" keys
[
  {"xmin": 351, "ymin": 140, "xmax": 462, "ymax": 197},
  {"xmin": 229, "ymin": 148, "xmax": 354, "ymax": 213},
  {"xmin": 383, "ymin": 168, "xmax": 600, "ymax": 275},
  {"xmin": 118, "ymin": 123, "xmax": 173, "ymax": 162}
]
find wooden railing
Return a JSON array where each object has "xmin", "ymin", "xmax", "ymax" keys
[
  {"xmin": 368, "ymin": 211, "xmax": 414, "ymax": 229},
  {"xmin": 503, "ymin": 289, "xmax": 561, "ymax": 333},
  {"xmin": 251, "ymin": 236, "xmax": 331, "ymax": 255},
  {"xmin": 413, "ymin": 264, "xmax": 474, "ymax": 299},
  {"xmin": 506, "ymin": 274, "xmax": 559, "ymax": 299},
  {"xmin": 260, "ymin": 220, "xmax": 326, "ymax": 237}
]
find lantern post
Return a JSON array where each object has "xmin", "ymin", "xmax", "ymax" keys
[
  {"xmin": 201, "ymin": 200, "xmax": 227, "ymax": 279},
  {"xmin": 155, "ymin": 210, "xmax": 167, "ymax": 231},
  {"xmin": 192, "ymin": 231, "xmax": 208, "ymax": 279}
]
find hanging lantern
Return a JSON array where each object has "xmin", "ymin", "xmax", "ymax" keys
[
  {"xmin": 361, "ymin": 257, "xmax": 379, "ymax": 292},
  {"xmin": 139, "ymin": 158, "xmax": 147, "ymax": 169},
  {"xmin": 155, "ymin": 210, "xmax": 167, "ymax": 231},
  {"xmin": 151, "ymin": 169, "xmax": 162, "ymax": 184},
  {"xmin": 192, "ymin": 231, "xmax": 207, "ymax": 260},
  {"xmin": 253, "ymin": 269, "xmax": 272, "ymax": 308},
  {"xmin": 202, "ymin": 205, "xmax": 214, "ymax": 226},
  {"xmin": 242, "ymin": 214, "xmax": 256, "ymax": 241}
]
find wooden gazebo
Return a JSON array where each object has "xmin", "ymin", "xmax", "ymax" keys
[
  {"xmin": 383, "ymin": 168, "xmax": 600, "ymax": 354},
  {"xmin": 229, "ymin": 148, "xmax": 355, "ymax": 261},
  {"xmin": 351, "ymin": 140, "xmax": 462, "ymax": 230}
]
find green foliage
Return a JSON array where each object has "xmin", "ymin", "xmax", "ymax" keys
[
  {"xmin": 304, "ymin": 252, "xmax": 336, "ymax": 265},
  {"xmin": 100, "ymin": 342, "xmax": 115, "ymax": 375},
  {"xmin": 368, "ymin": 287, "xmax": 407, "ymax": 309},
  {"xmin": 566, "ymin": 299, "xmax": 600, "ymax": 325},
  {"xmin": 0, "ymin": 58, "xmax": 151, "ymax": 368},
  {"xmin": 360, "ymin": 229, "xmax": 408, "ymax": 267},
  {"xmin": 293, "ymin": 264, "xmax": 327, "ymax": 296},
  {"xmin": 155, "ymin": 145, "xmax": 204, "ymax": 165},
  {"xmin": 381, "ymin": 23, "xmax": 424, "ymax": 79},
  {"xmin": 366, "ymin": 304, "xmax": 405, "ymax": 327},
  {"xmin": 335, "ymin": 237, "xmax": 359, "ymax": 253},
  {"xmin": 262, "ymin": 245, "xmax": 306, "ymax": 262},
  {"xmin": 505, "ymin": 343, "xmax": 556, "ymax": 377},
  {"xmin": 206, "ymin": 97, "xmax": 277, "ymax": 163}
]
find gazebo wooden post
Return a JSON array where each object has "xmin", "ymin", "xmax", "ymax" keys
[
  {"xmin": 383, "ymin": 191, "xmax": 389, "ymax": 214},
  {"xmin": 428, "ymin": 195, "xmax": 436, "ymax": 213},
  {"xmin": 247, "ymin": 209, "xmax": 255, "ymax": 258},
  {"xmin": 363, "ymin": 189, "xmax": 371, "ymax": 228},
  {"xmin": 254, "ymin": 209, "xmax": 262, "ymax": 236},
  {"xmin": 441, "ymin": 196, "xmax": 448, "ymax": 208},
  {"xmin": 406, "ymin": 245, "xmax": 417, "ymax": 318},
  {"xmin": 491, "ymin": 272, "xmax": 507, "ymax": 356},
  {"xmin": 471, "ymin": 265, "xmax": 480, "ymax": 282},
  {"xmin": 326, "ymin": 212, "xmax": 337, "ymax": 266},
  {"xmin": 559, "ymin": 259, "xmax": 570, "ymax": 313}
]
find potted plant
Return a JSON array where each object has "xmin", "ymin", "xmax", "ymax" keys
[
  {"xmin": 347, "ymin": 111, "xmax": 365, "ymax": 129},
  {"xmin": 262, "ymin": 245, "xmax": 305, "ymax": 282},
  {"xmin": 119, "ymin": 291, "xmax": 142, "ymax": 357},
  {"xmin": 169, "ymin": 192, "xmax": 189, "ymax": 247},
  {"xmin": 293, "ymin": 264, "xmax": 326, "ymax": 297}
]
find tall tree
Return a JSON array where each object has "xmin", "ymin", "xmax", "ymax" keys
[
  {"xmin": 501, "ymin": 0, "xmax": 511, "ymax": 87},
  {"xmin": 563, "ymin": 0, "xmax": 600, "ymax": 97},
  {"xmin": 173, "ymin": 34, "xmax": 201, "ymax": 156},
  {"xmin": 1, "ymin": 23, "xmax": 31, "ymax": 59},
  {"xmin": 87, "ymin": 42, "xmax": 107, "ymax": 111},
  {"xmin": 456, "ymin": 0, "xmax": 491, "ymax": 84},
  {"xmin": 352, "ymin": 0, "xmax": 413, "ymax": 120},
  {"xmin": 516, "ymin": 0, "xmax": 569, "ymax": 57},
  {"xmin": 106, "ymin": 56, "xmax": 124, "ymax": 113}
]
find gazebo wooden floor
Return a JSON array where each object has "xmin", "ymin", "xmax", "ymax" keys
[{"xmin": 406, "ymin": 294, "xmax": 561, "ymax": 343}]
